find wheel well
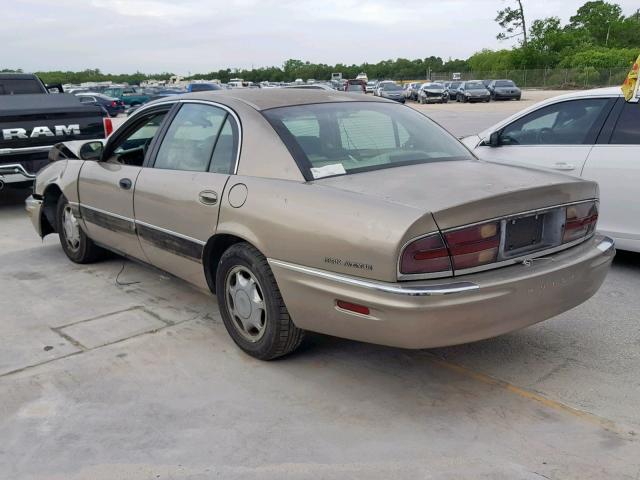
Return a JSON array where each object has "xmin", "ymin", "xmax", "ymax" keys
[
  {"xmin": 41, "ymin": 184, "xmax": 63, "ymax": 236},
  {"xmin": 203, "ymin": 234, "xmax": 250, "ymax": 293}
]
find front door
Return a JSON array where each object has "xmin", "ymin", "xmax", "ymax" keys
[
  {"xmin": 583, "ymin": 100, "xmax": 640, "ymax": 250},
  {"xmin": 473, "ymin": 98, "xmax": 615, "ymax": 174},
  {"xmin": 133, "ymin": 102, "xmax": 240, "ymax": 288},
  {"xmin": 78, "ymin": 106, "xmax": 172, "ymax": 259}
]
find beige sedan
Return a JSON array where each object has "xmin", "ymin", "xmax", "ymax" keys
[{"xmin": 26, "ymin": 90, "xmax": 614, "ymax": 359}]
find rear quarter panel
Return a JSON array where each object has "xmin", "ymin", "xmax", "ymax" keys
[{"xmin": 216, "ymin": 176, "xmax": 436, "ymax": 282}]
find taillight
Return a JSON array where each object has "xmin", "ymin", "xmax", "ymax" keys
[
  {"xmin": 444, "ymin": 221, "xmax": 500, "ymax": 270},
  {"xmin": 400, "ymin": 233, "xmax": 451, "ymax": 275},
  {"xmin": 563, "ymin": 201, "xmax": 598, "ymax": 243},
  {"xmin": 103, "ymin": 117, "xmax": 113, "ymax": 137},
  {"xmin": 111, "ymin": 100, "xmax": 117, "ymax": 107}
]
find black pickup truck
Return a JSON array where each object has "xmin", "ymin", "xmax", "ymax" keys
[{"xmin": 0, "ymin": 73, "xmax": 109, "ymax": 189}]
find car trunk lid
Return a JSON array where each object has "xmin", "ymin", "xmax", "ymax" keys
[{"xmin": 314, "ymin": 160, "xmax": 598, "ymax": 230}]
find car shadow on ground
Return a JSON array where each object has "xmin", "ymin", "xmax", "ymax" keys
[{"xmin": 0, "ymin": 186, "xmax": 31, "ymax": 208}]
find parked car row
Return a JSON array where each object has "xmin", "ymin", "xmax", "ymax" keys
[{"xmin": 392, "ymin": 79, "xmax": 522, "ymax": 105}]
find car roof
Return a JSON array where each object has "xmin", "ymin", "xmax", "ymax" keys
[
  {"xmin": 145, "ymin": 89, "xmax": 392, "ymax": 111},
  {"xmin": 0, "ymin": 73, "xmax": 39, "ymax": 80}
]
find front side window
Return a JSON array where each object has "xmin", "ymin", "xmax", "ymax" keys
[
  {"xmin": 107, "ymin": 111, "xmax": 168, "ymax": 166},
  {"xmin": 500, "ymin": 99, "xmax": 610, "ymax": 146},
  {"xmin": 610, "ymin": 102, "xmax": 640, "ymax": 144},
  {"xmin": 264, "ymin": 102, "xmax": 473, "ymax": 179},
  {"xmin": 154, "ymin": 103, "xmax": 233, "ymax": 172}
]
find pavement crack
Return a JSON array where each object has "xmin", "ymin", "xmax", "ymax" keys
[{"xmin": 54, "ymin": 305, "xmax": 146, "ymax": 330}]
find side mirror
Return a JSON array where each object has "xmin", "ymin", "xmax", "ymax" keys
[
  {"xmin": 489, "ymin": 131, "xmax": 500, "ymax": 147},
  {"xmin": 79, "ymin": 141, "xmax": 104, "ymax": 161}
]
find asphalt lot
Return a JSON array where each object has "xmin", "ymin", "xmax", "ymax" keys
[{"xmin": 2, "ymin": 91, "xmax": 639, "ymax": 479}]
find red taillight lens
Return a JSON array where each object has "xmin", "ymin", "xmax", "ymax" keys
[
  {"xmin": 563, "ymin": 202, "xmax": 598, "ymax": 243},
  {"xmin": 103, "ymin": 117, "xmax": 113, "ymax": 137},
  {"xmin": 444, "ymin": 221, "xmax": 500, "ymax": 270},
  {"xmin": 111, "ymin": 100, "xmax": 117, "ymax": 107},
  {"xmin": 400, "ymin": 233, "xmax": 451, "ymax": 275}
]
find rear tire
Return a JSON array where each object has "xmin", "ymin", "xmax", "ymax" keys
[
  {"xmin": 216, "ymin": 243, "xmax": 305, "ymax": 360},
  {"xmin": 56, "ymin": 195, "xmax": 104, "ymax": 264}
]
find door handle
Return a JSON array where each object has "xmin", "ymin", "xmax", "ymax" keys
[
  {"xmin": 551, "ymin": 162, "xmax": 575, "ymax": 171},
  {"xmin": 119, "ymin": 178, "xmax": 132, "ymax": 190},
  {"xmin": 198, "ymin": 190, "xmax": 218, "ymax": 205}
]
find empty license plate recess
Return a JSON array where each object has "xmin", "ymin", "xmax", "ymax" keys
[{"xmin": 503, "ymin": 214, "xmax": 546, "ymax": 257}]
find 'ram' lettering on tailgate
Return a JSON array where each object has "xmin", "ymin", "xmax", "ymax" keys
[{"xmin": 2, "ymin": 124, "xmax": 81, "ymax": 140}]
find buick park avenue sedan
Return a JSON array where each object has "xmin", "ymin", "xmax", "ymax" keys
[{"xmin": 26, "ymin": 90, "xmax": 614, "ymax": 360}]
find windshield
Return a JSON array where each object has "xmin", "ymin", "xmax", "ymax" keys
[
  {"xmin": 263, "ymin": 102, "xmax": 473, "ymax": 179},
  {"xmin": 466, "ymin": 82, "xmax": 486, "ymax": 90},
  {"xmin": 423, "ymin": 83, "xmax": 443, "ymax": 89},
  {"xmin": 449, "ymin": 82, "xmax": 461, "ymax": 88},
  {"xmin": 495, "ymin": 80, "xmax": 515, "ymax": 87},
  {"xmin": 382, "ymin": 83, "xmax": 402, "ymax": 91}
]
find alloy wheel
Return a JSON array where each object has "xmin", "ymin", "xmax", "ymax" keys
[
  {"xmin": 62, "ymin": 205, "xmax": 81, "ymax": 252},
  {"xmin": 225, "ymin": 266, "xmax": 267, "ymax": 342}
]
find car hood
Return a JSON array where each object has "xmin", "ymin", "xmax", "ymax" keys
[
  {"xmin": 494, "ymin": 86, "xmax": 520, "ymax": 91},
  {"xmin": 313, "ymin": 160, "xmax": 597, "ymax": 229}
]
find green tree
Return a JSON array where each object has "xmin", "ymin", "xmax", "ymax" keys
[
  {"xmin": 496, "ymin": 0, "xmax": 528, "ymax": 45},
  {"xmin": 569, "ymin": 1, "xmax": 623, "ymax": 46}
]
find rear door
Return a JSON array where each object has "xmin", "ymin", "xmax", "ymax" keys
[
  {"xmin": 473, "ymin": 97, "xmax": 615, "ymax": 173},
  {"xmin": 133, "ymin": 101, "xmax": 240, "ymax": 288},
  {"xmin": 583, "ymin": 99, "xmax": 640, "ymax": 250},
  {"xmin": 78, "ymin": 105, "xmax": 173, "ymax": 259}
]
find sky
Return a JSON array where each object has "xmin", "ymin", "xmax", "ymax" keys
[{"xmin": 3, "ymin": 0, "xmax": 639, "ymax": 75}]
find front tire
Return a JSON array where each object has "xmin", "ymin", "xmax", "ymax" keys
[
  {"xmin": 56, "ymin": 196, "xmax": 104, "ymax": 263},
  {"xmin": 216, "ymin": 243, "xmax": 305, "ymax": 360}
]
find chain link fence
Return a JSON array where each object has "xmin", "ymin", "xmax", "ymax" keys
[{"xmin": 428, "ymin": 68, "xmax": 629, "ymax": 89}]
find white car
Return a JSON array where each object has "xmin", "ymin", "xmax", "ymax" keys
[{"xmin": 462, "ymin": 87, "xmax": 640, "ymax": 252}]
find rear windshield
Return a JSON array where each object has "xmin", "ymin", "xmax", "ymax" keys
[
  {"xmin": 0, "ymin": 78, "xmax": 45, "ymax": 95},
  {"xmin": 263, "ymin": 102, "xmax": 473, "ymax": 180}
]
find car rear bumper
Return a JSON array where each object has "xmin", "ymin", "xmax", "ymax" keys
[
  {"xmin": 493, "ymin": 92, "xmax": 520, "ymax": 99},
  {"xmin": 269, "ymin": 235, "xmax": 614, "ymax": 349},
  {"xmin": 0, "ymin": 146, "xmax": 50, "ymax": 185}
]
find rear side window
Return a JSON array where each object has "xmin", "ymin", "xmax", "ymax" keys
[
  {"xmin": 500, "ymin": 99, "xmax": 610, "ymax": 145},
  {"xmin": 263, "ymin": 102, "xmax": 472, "ymax": 180},
  {"xmin": 0, "ymin": 79, "xmax": 45, "ymax": 95},
  {"xmin": 153, "ymin": 103, "xmax": 238, "ymax": 174},
  {"xmin": 610, "ymin": 102, "xmax": 640, "ymax": 144},
  {"xmin": 154, "ymin": 104, "xmax": 226, "ymax": 172}
]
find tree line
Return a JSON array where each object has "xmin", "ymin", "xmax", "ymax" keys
[{"xmin": 2, "ymin": 1, "xmax": 638, "ymax": 85}]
